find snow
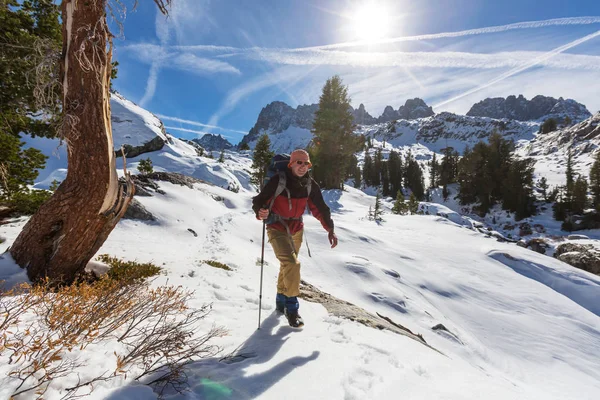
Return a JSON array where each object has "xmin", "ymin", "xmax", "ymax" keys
[
  {"xmin": 3, "ymin": 96, "xmax": 600, "ymax": 400},
  {"xmin": 2, "ymin": 173, "xmax": 600, "ymax": 399}
]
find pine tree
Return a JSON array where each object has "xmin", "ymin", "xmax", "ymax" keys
[
  {"xmin": 404, "ymin": 152, "xmax": 425, "ymax": 200},
  {"xmin": 368, "ymin": 205, "xmax": 374, "ymax": 221},
  {"xmin": 429, "ymin": 153, "xmax": 439, "ymax": 188},
  {"xmin": 381, "ymin": 161, "xmax": 390, "ymax": 196},
  {"xmin": 138, "ymin": 158, "xmax": 154, "ymax": 174},
  {"xmin": 363, "ymin": 152, "xmax": 374, "ymax": 187},
  {"xmin": 392, "ymin": 190, "xmax": 408, "ymax": 215},
  {"xmin": 538, "ymin": 177, "xmax": 549, "ymax": 202},
  {"xmin": 572, "ymin": 175, "xmax": 588, "ymax": 215},
  {"xmin": 218, "ymin": 149, "xmax": 225, "ymax": 163},
  {"xmin": 0, "ymin": 132, "xmax": 47, "ymax": 199},
  {"xmin": 540, "ymin": 118, "xmax": 557, "ymax": 134},
  {"xmin": 442, "ymin": 184, "xmax": 449, "ymax": 201},
  {"xmin": 373, "ymin": 190, "xmax": 384, "ymax": 221},
  {"xmin": 589, "ymin": 151, "xmax": 600, "ymax": 210},
  {"xmin": 353, "ymin": 164, "xmax": 362, "ymax": 188},
  {"xmin": 239, "ymin": 142, "xmax": 250, "ymax": 151},
  {"xmin": 408, "ymin": 193, "xmax": 419, "ymax": 215},
  {"xmin": 251, "ymin": 133, "xmax": 274, "ymax": 190},
  {"xmin": 373, "ymin": 148, "xmax": 383, "ymax": 187},
  {"xmin": 1, "ymin": 0, "xmax": 62, "ymax": 140},
  {"xmin": 310, "ymin": 76, "xmax": 361, "ymax": 189},
  {"xmin": 387, "ymin": 150, "xmax": 402, "ymax": 196},
  {"xmin": 10, "ymin": 0, "xmax": 174, "ymax": 284}
]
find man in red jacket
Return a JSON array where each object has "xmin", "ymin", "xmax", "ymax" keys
[{"xmin": 252, "ymin": 149, "xmax": 338, "ymax": 328}]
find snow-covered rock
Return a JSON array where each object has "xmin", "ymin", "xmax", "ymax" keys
[{"xmin": 192, "ymin": 133, "xmax": 233, "ymax": 151}]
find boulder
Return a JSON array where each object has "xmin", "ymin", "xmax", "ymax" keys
[
  {"xmin": 554, "ymin": 243, "xmax": 600, "ymax": 275},
  {"xmin": 123, "ymin": 198, "xmax": 156, "ymax": 221}
]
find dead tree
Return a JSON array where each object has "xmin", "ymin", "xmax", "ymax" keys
[{"xmin": 9, "ymin": 0, "xmax": 172, "ymax": 284}]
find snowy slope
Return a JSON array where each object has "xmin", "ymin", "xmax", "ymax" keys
[
  {"xmin": 516, "ymin": 112, "xmax": 600, "ymax": 187},
  {"xmin": 2, "ymin": 174, "xmax": 599, "ymax": 400},
  {"xmin": 23, "ymin": 93, "xmax": 252, "ymax": 193}
]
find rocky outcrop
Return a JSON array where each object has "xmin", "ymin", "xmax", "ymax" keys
[
  {"xmin": 352, "ymin": 103, "xmax": 376, "ymax": 124},
  {"xmin": 398, "ymin": 98, "xmax": 434, "ymax": 120},
  {"xmin": 554, "ymin": 243, "xmax": 600, "ymax": 275},
  {"xmin": 115, "ymin": 135, "xmax": 165, "ymax": 159},
  {"xmin": 243, "ymin": 101, "xmax": 317, "ymax": 144},
  {"xmin": 123, "ymin": 198, "xmax": 156, "ymax": 221},
  {"xmin": 467, "ymin": 95, "xmax": 591, "ymax": 122},
  {"xmin": 192, "ymin": 134, "xmax": 232, "ymax": 151}
]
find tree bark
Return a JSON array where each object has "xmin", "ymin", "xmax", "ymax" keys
[{"xmin": 9, "ymin": 0, "xmax": 134, "ymax": 284}]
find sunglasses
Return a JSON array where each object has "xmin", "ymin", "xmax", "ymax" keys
[{"xmin": 295, "ymin": 160, "xmax": 312, "ymax": 166}]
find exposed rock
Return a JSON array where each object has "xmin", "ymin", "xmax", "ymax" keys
[
  {"xmin": 533, "ymin": 224, "xmax": 546, "ymax": 233},
  {"xmin": 187, "ymin": 228, "xmax": 198, "ymax": 237},
  {"xmin": 299, "ymin": 280, "xmax": 441, "ymax": 353},
  {"xmin": 243, "ymin": 101, "xmax": 317, "ymax": 145},
  {"xmin": 526, "ymin": 238, "xmax": 549, "ymax": 255},
  {"xmin": 351, "ymin": 103, "xmax": 376, "ymax": 125},
  {"xmin": 181, "ymin": 139, "xmax": 206, "ymax": 156},
  {"xmin": 115, "ymin": 135, "xmax": 165, "ymax": 159},
  {"xmin": 398, "ymin": 98, "xmax": 434, "ymax": 120},
  {"xmin": 554, "ymin": 243, "xmax": 600, "ymax": 275},
  {"xmin": 123, "ymin": 198, "xmax": 156, "ymax": 221},
  {"xmin": 519, "ymin": 222, "xmax": 533, "ymax": 237},
  {"xmin": 377, "ymin": 105, "xmax": 400, "ymax": 124},
  {"xmin": 467, "ymin": 94, "xmax": 591, "ymax": 122},
  {"xmin": 192, "ymin": 134, "xmax": 232, "ymax": 151},
  {"xmin": 517, "ymin": 240, "xmax": 527, "ymax": 248}
]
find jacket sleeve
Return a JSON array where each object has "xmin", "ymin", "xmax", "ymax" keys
[
  {"xmin": 307, "ymin": 179, "xmax": 334, "ymax": 232},
  {"xmin": 251, "ymin": 174, "xmax": 280, "ymax": 218}
]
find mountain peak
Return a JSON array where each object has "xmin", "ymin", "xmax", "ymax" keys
[
  {"xmin": 192, "ymin": 133, "xmax": 233, "ymax": 151},
  {"xmin": 467, "ymin": 95, "xmax": 591, "ymax": 122}
]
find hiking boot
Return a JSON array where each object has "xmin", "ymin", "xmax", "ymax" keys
[{"xmin": 285, "ymin": 309, "xmax": 304, "ymax": 328}]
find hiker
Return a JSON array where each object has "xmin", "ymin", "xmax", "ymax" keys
[{"xmin": 252, "ymin": 149, "xmax": 338, "ymax": 328}]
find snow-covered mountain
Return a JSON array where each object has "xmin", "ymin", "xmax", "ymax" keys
[
  {"xmin": 467, "ymin": 94, "xmax": 592, "ymax": 123},
  {"xmin": 191, "ymin": 133, "xmax": 233, "ymax": 151},
  {"xmin": 516, "ymin": 111, "xmax": 600, "ymax": 186}
]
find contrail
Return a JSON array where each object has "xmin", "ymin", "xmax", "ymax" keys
[
  {"xmin": 299, "ymin": 16, "xmax": 600, "ymax": 50},
  {"xmin": 433, "ymin": 29, "xmax": 600, "ymax": 109}
]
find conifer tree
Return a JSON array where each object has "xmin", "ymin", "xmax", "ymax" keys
[
  {"xmin": 392, "ymin": 190, "xmax": 408, "ymax": 215},
  {"xmin": 429, "ymin": 153, "xmax": 439, "ymax": 188},
  {"xmin": 572, "ymin": 175, "xmax": 588, "ymax": 215},
  {"xmin": 310, "ymin": 76, "xmax": 361, "ymax": 189},
  {"xmin": 251, "ymin": 133, "xmax": 274, "ymax": 190},
  {"xmin": 538, "ymin": 177, "xmax": 549, "ymax": 202},
  {"xmin": 408, "ymin": 193, "xmax": 419, "ymax": 214},
  {"xmin": 589, "ymin": 151, "xmax": 600, "ymax": 210},
  {"xmin": 373, "ymin": 190, "xmax": 384, "ymax": 221},
  {"xmin": 363, "ymin": 152, "xmax": 374, "ymax": 187},
  {"xmin": 218, "ymin": 149, "xmax": 225, "ymax": 163},
  {"xmin": 138, "ymin": 158, "xmax": 154, "ymax": 174},
  {"xmin": 387, "ymin": 150, "xmax": 402, "ymax": 196}
]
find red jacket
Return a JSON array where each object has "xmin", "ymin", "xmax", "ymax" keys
[{"xmin": 252, "ymin": 169, "xmax": 334, "ymax": 234}]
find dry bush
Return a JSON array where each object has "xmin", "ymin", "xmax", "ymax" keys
[{"xmin": 0, "ymin": 277, "xmax": 225, "ymax": 399}]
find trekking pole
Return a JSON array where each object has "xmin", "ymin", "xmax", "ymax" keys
[{"xmin": 258, "ymin": 220, "xmax": 266, "ymax": 330}]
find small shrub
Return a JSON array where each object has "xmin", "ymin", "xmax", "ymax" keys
[
  {"xmin": 138, "ymin": 158, "xmax": 154, "ymax": 174},
  {"xmin": 97, "ymin": 254, "xmax": 161, "ymax": 283},
  {"xmin": 203, "ymin": 260, "xmax": 232, "ymax": 271}
]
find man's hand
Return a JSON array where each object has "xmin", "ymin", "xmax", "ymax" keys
[
  {"xmin": 258, "ymin": 208, "xmax": 269, "ymax": 220},
  {"xmin": 328, "ymin": 231, "xmax": 338, "ymax": 248}
]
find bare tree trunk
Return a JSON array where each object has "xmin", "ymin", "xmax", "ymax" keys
[{"xmin": 9, "ymin": 0, "xmax": 134, "ymax": 284}]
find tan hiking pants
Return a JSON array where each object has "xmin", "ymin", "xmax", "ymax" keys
[{"xmin": 267, "ymin": 228, "xmax": 303, "ymax": 297}]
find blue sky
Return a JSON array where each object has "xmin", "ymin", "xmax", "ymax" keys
[{"xmin": 111, "ymin": 0, "xmax": 600, "ymax": 144}]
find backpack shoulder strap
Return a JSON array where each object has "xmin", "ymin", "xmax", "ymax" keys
[{"xmin": 268, "ymin": 171, "xmax": 290, "ymax": 211}]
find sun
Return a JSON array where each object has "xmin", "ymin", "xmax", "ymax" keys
[{"xmin": 350, "ymin": 2, "xmax": 391, "ymax": 43}]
